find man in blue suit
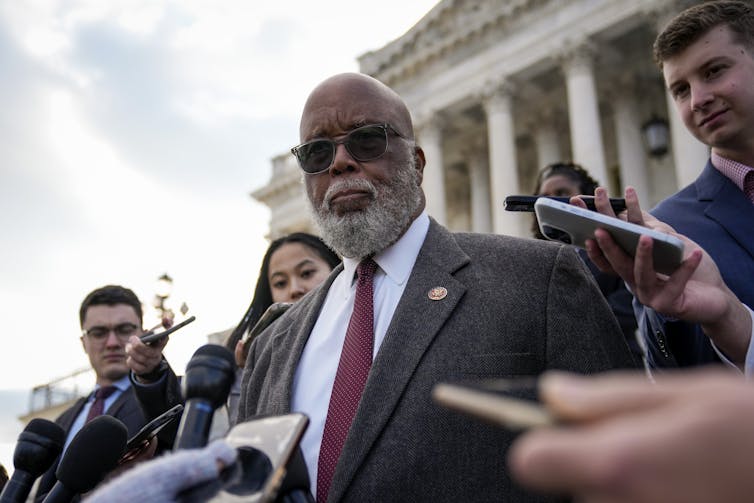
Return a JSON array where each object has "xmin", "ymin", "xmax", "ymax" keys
[{"xmin": 583, "ymin": 1, "xmax": 754, "ymax": 372}]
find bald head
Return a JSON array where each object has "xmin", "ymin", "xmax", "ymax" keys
[{"xmin": 299, "ymin": 73, "xmax": 415, "ymax": 142}]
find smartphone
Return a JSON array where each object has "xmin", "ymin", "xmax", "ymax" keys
[
  {"xmin": 432, "ymin": 379, "xmax": 554, "ymax": 430},
  {"xmin": 119, "ymin": 404, "xmax": 184, "ymax": 463},
  {"xmin": 534, "ymin": 197, "xmax": 685, "ymax": 275},
  {"xmin": 199, "ymin": 413, "xmax": 310, "ymax": 503},
  {"xmin": 140, "ymin": 315, "xmax": 196, "ymax": 344},
  {"xmin": 505, "ymin": 195, "xmax": 626, "ymax": 213}
]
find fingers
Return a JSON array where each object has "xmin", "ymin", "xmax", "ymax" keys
[
  {"xmin": 126, "ymin": 335, "xmax": 165, "ymax": 374},
  {"xmin": 538, "ymin": 372, "xmax": 665, "ymax": 421},
  {"xmin": 539, "ymin": 369, "xmax": 740, "ymax": 422},
  {"xmin": 234, "ymin": 340, "xmax": 247, "ymax": 368},
  {"xmin": 593, "ymin": 187, "xmax": 616, "ymax": 217},
  {"xmin": 623, "ymin": 187, "xmax": 644, "ymax": 225},
  {"xmin": 584, "ymin": 239, "xmax": 615, "ymax": 274},
  {"xmin": 569, "ymin": 196, "xmax": 588, "ymax": 210},
  {"xmin": 593, "ymin": 228, "xmax": 636, "ymax": 287},
  {"xmin": 632, "ymin": 240, "xmax": 702, "ymax": 311}
]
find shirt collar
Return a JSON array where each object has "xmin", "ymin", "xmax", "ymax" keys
[
  {"xmin": 341, "ymin": 210, "xmax": 430, "ymax": 286},
  {"xmin": 711, "ymin": 151, "xmax": 754, "ymax": 192},
  {"xmin": 96, "ymin": 375, "xmax": 131, "ymax": 394}
]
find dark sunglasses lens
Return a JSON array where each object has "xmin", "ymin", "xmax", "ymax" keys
[
  {"xmin": 347, "ymin": 126, "xmax": 387, "ymax": 160},
  {"xmin": 298, "ymin": 141, "xmax": 333, "ymax": 173}
]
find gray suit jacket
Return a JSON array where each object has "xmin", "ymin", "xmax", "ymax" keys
[{"xmin": 238, "ymin": 220, "xmax": 638, "ymax": 502}]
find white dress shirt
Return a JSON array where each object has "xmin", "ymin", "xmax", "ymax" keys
[{"xmin": 291, "ymin": 211, "xmax": 430, "ymax": 497}]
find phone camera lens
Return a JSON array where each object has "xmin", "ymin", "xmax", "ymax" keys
[{"xmin": 542, "ymin": 225, "xmax": 572, "ymax": 245}]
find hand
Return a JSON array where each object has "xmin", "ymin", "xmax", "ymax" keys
[
  {"xmin": 234, "ymin": 339, "xmax": 248, "ymax": 368},
  {"xmin": 571, "ymin": 187, "xmax": 751, "ymax": 363},
  {"xmin": 508, "ymin": 369, "xmax": 754, "ymax": 503},
  {"xmin": 126, "ymin": 334, "xmax": 168, "ymax": 380}
]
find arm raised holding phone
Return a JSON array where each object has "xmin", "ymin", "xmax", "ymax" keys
[{"xmin": 574, "ymin": 186, "xmax": 752, "ymax": 368}]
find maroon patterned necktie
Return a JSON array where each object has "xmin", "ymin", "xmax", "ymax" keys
[
  {"xmin": 316, "ymin": 258, "xmax": 378, "ymax": 503},
  {"xmin": 85, "ymin": 385, "xmax": 117, "ymax": 423}
]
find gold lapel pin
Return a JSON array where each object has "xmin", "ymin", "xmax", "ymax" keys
[{"xmin": 428, "ymin": 286, "xmax": 448, "ymax": 301}]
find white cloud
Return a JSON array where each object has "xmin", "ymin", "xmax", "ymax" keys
[{"xmin": 0, "ymin": 0, "xmax": 440, "ymax": 389}]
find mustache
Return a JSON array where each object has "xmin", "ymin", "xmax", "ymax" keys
[{"xmin": 323, "ymin": 178, "xmax": 378, "ymax": 210}]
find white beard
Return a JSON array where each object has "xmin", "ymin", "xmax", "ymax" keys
[{"xmin": 308, "ymin": 154, "xmax": 422, "ymax": 259}]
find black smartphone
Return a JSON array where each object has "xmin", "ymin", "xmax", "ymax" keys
[
  {"xmin": 505, "ymin": 195, "xmax": 626, "ymax": 213},
  {"xmin": 140, "ymin": 315, "xmax": 196, "ymax": 344},
  {"xmin": 432, "ymin": 378, "xmax": 554, "ymax": 430},
  {"xmin": 119, "ymin": 404, "xmax": 184, "ymax": 463}
]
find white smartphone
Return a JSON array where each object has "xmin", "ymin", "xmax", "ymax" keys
[{"xmin": 534, "ymin": 197, "xmax": 685, "ymax": 275}]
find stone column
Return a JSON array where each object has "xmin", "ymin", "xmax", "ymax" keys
[
  {"xmin": 483, "ymin": 80, "xmax": 523, "ymax": 237},
  {"xmin": 417, "ymin": 114, "xmax": 447, "ymax": 225},
  {"xmin": 465, "ymin": 144, "xmax": 493, "ymax": 233},
  {"xmin": 665, "ymin": 90, "xmax": 709, "ymax": 188},
  {"xmin": 534, "ymin": 122, "xmax": 561, "ymax": 168},
  {"xmin": 612, "ymin": 82, "xmax": 651, "ymax": 202},
  {"xmin": 561, "ymin": 42, "xmax": 610, "ymax": 192}
]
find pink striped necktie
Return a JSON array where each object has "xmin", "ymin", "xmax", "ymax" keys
[
  {"xmin": 316, "ymin": 258, "xmax": 378, "ymax": 503},
  {"xmin": 85, "ymin": 385, "xmax": 117, "ymax": 423}
]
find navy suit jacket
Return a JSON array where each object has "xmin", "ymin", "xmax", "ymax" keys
[
  {"xmin": 642, "ymin": 160, "xmax": 754, "ymax": 367},
  {"xmin": 34, "ymin": 385, "xmax": 148, "ymax": 503}
]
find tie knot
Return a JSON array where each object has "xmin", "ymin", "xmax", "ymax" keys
[
  {"xmin": 95, "ymin": 386, "xmax": 117, "ymax": 400},
  {"xmin": 356, "ymin": 258, "xmax": 378, "ymax": 281}
]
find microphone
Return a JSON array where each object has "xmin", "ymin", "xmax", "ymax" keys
[
  {"xmin": 174, "ymin": 344, "xmax": 235, "ymax": 450},
  {"xmin": 0, "ymin": 419, "xmax": 64, "ymax": 503},
  {"xmin": 85, "ymin": 440, "xmax": 237, "ymax": 503},
  {"xmin": 42, "ymin": 415, "xmax": 127, "ymax": 503}
]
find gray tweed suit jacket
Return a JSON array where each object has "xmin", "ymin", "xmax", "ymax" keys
[{"xmin": 238, "ymin": 219, "xmax": 638, "ymax": 502}]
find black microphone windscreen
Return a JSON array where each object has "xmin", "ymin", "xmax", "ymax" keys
[
  {"xmin": 183, "ymin": 344, "xmax": 235, "ymax": 406},
  {"xmin": 190, "ymin": 344, "xmax": 236, "ymax": 364},
  {"xmin": 56, "ymin": 416, "xmax": 127, "ymax": 493},
  {"xmin": 14, "ymin": 419, "xmax": 64, "ymax": 474}
]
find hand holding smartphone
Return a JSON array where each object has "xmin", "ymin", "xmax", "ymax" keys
[
  {"xmin": 140, "ymin": 315, "xmax": 196, "ymax": 344},
  {"xmin": 534, "ymin": 198, "xmax": 684, "ymax": 275},
  {"xmin": 119, "ymin": 404, "xmax": 184, "ymax": 464}
]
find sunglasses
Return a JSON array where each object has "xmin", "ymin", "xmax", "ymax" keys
[{"xmin": 291, "ymin": 123, "xmax": 406, "ymax": 174}]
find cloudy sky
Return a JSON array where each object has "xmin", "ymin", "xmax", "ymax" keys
[{"xmin": 0, "ymin": 1, "xmax": 439, "ymax": 392}]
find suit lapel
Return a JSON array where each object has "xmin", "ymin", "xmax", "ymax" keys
[
  {"xmin": 263, "ymin": 266, "xmax": 344, "ymax": 416},
  {"xmin": 60, "ymin": 397, "xmax": 88, "ymax": 432},
  {"xmin": 328, "ymin": 221, "xmax": 469, "ymax": 502},
  {"xmin": 697, "ymin": 163, "xmax": 754, "ymax": 260},
  {"xmin": 105, "ymin": 386, "xmax": 131, "ymax": 417}
]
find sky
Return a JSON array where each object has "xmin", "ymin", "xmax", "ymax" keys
[{"xmin": 0, "ymin": 0, "xmax": 440, "ymax": 471}]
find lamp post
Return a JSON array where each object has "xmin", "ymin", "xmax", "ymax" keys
[
  {"xmin": 642, "ymin": 116, "xmax": 670, "ymax": 158},
  {"xmin": 153, "ymin": 273, "xmax": 174, "ymax": 322}
]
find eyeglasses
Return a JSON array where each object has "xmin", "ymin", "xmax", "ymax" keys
[
  {"xmin": 290, "ymin": 123, "xmax": 406, "ymax": 175},
  {"xmin": 82, "ymin": 323, "xmax": 140, "ymax": 342}
]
